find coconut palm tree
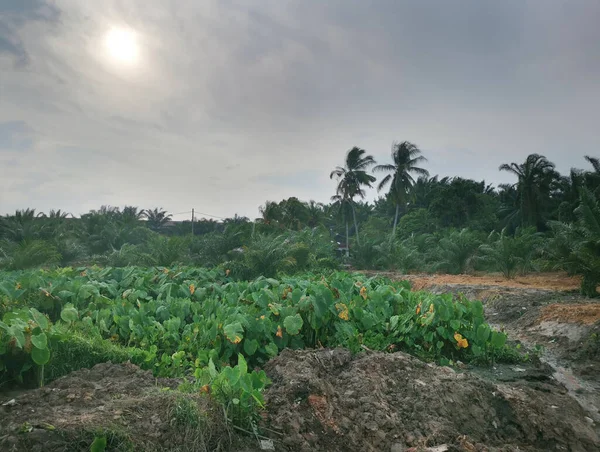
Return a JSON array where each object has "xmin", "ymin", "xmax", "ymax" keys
[
  {"xmin": 373, "ymin": 141, "xmax": 429, "ymax": 239},
  {"xmin": 499, "ymin": 154, "xmax": 557, "ymax": 230},
  {"xmin": 330, "ymin": 147, "xmax": 376, "ymax": 247}
]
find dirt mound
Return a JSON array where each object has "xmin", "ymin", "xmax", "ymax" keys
[
  {"xmin": 0, "ymin": 362, "xmax": 230, "ymax": 452},
  {"xmin": 363, "ymin": 272, "xmax": 582, "ymax": 292},
  {"xmin": 539, "ymin": 303, "xmax": 600, "ymax": 325},
  {"xmin": 262, "ymin": 348, "xmax": 599, "ymax": 452}
]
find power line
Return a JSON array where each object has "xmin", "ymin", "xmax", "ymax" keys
[
  {"xmin": 193, "ymin": 211, "xmax": 226, "ymax": 220},
  {"xmin": 168, "ymin": 210, "xmax": 226, "ymax": 220}
]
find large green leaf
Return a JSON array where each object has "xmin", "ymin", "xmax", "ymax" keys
[
  {"xmin": 265, "ymin": 342, "xmax": 278, "ymax": 357},
  {"xmin": 30, "ymin": 309, "xmax": 48, "ymax": 330},
  {"xmin": 283, "ymin": 314, "xmax": 303, "ymax": 335},
  {"xmin": 243, "ymin": 338, "xmax": 259, "ymax": 356},
  {"xmin": 31, "ymin": 346, "xmax": 50, "ymax": 365},
  {"xmin": 491, "ymin": 331, "xmax": 507, "ymax": 349},
  {"xmin": 31, "ymin": 332, "xmax": 48, "ymax": 349},
  {"xmin": 476, "ymin": 324, "xmax": 490, "ymax": 343},
  {"xmin": 60, "ymin": 304, "xmax": 78, "ymax": 323},
  {"xmin": 9, "ymin": 326, "xmax": 26, "ymax": 349},
  {"xmin": 223, "ymin": 322, "xmax": 244, "ymax": 343},
  {"xmin": 237, "ymin": 354, "xmax": 248, "ymax": 375}
]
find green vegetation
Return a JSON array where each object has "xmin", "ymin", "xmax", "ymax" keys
[
  {"xmin": 1, "ymin": 266, "xmax": 519, "ymax": 429},
  {"xmin": 1, "ymin": 149, "xmax": 598, "ymax": 295},
  {"xmin": 0, "ymin": 147, "xmax": 598, "ymax": 436}
]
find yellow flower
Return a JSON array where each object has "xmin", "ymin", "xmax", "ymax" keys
[
  {"xmin": 276, "ymin": 326, "xmax": 283, "ymax": 338},
  {"xmin": 80, "ymin": 271, "xmax": 87, "ymax": 277},
  {"xmin": 338, "ymin": 310, "xmax": 349, "ymax": 321},
  {"xmin": 360, "ymin": 286, "xmax": 367, "ymax": 300},
  {"xmin": 163, "ymin": 268, "xmax": 169, "ymax": 274},
  {"xmin": 189, "ymin": 284, "xmax": 195, "ymax": 295},
  {"xmin": 15, "ymin": 283, "xmax": 22, "ymax": 290},
  {"xmin": 260, "ymin": 315, "xmax": 265, "ymax": 320},
  {"xmin": 454, "ymin": 332, "xmax": 469, "ymax": 349},
  {"xmin": 416, "ymin": 304, "xmax": 421, "ymax": 315},
  {"xmin": 429, "ymin": 304, "xmax": 434, "ymax": 314}
]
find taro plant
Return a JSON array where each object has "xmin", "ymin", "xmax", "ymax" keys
[
  {"xmin": 0, "ymin": 307, "xmax": 62, "ymax": 387},
  {"xmin": 194, "ymin": 354, "xmax": 270, "ymax": 430}
]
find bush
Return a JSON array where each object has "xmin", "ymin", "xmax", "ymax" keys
[
  {"xmin": 0, "ymin": 240, "xmax": 61, "ymax": 270},
  {"xmin": 477, "ymin": 227, "xmax": 541, "ymax": 278},
  {"xmin": 547, "ymin": 188, "xmax": 600, "ymax": 297},
  {"xmin": 432, "ymin": 229, "xmax": 483, "ymax": 274}
]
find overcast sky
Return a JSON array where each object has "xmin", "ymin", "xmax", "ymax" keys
[{"xmin": 1, "ymin": 0, "xmax": 598, "ymax": 220}]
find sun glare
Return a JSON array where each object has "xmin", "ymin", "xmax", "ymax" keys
[{"xmin": 104, "ymin": 28, "xmax": 139, "ymax": 64}]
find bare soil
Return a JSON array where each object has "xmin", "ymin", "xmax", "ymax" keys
[
  {"xmin": 366, "ymin": 271, "xmax": 583, "ymax": 292},
  {"xmin": 262, "ymin": 348, "xmax": 598, "ymax": 452},
  {"xmin": 0, "ymin": 363, "xmax": 231, "ymax": 452}
]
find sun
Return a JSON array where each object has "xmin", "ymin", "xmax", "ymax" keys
[{"xmin": 104, "ymin": 28, "xmax": 139, "ymax": 64}]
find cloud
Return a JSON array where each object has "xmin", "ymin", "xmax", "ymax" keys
[
  {"xmin": 0, "ymin": 0, "xmax": 60, "ymax": 65},
  {"xmin": 0, "ymin": 0, "xmax": 599, "ymax": 217}
]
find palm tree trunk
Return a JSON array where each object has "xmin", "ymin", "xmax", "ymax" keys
[
  {"xmin": 345, "ymin": 221, "xmax": 350, "ymax": 258},
  {"xmin": 391, "ymin": 203, "xmax": 400, "ymax": 241},
  {"xmin": 351, "ymin": 203, "xmax": 360, "ymax": 246}
]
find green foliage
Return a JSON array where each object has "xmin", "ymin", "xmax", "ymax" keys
[
  {"xmin": 0, "ymin": 240, "xmax": 61, "ymax": 270},
  {"xmin": 0, "ymin": 306, "xmax": 61, "ymax": 386},
  {"xmin": 194, "ymin": 354, "xmax": 270, "ymax": 429},
  {"xmin": 433, "ymin": 229, "xmax": 483, "ymax": 274},
  {"xmin": 478, "ymin": 227, "xmax": 541, "ymax": 278},
  {"xmin": 548, "ymin": 188, "xmax": 600, "ymax": 296}
]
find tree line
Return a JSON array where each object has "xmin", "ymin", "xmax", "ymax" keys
[{"xmin": 1, "ymin": 143, "xmax": 599, "ymax": 295}]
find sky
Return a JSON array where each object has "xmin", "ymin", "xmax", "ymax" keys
[{"xmin": 1, "ymin": 0, "xmax": 599, "ymax": 220}]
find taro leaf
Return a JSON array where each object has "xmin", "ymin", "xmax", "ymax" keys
[
  {"xmin": 291, "ymin": 288, "xmax": 302, "ymax": 304},
  {"xmin": 449, "ymin": 320, "xmax": 461, "ymax": 331},
  {"xmin": 243, "ymin": 338, "xmax": 259, "ymax": 356},
  {"xmin": 208, "ymin": 358, "xmax": 218, "ymax": 379},
  {"xmin": 491, "ymin": 331, "xmax": 507, "ymax": 349},
  {"xmin": 31, "ymin": 332, "xmax": 48, "ymax": 350},
  {"xmin": 31, "ymin": 346, "xmax": 50, "ymax": 365},
  {"xmin": 477, "ymin": 324, "xmax": 490, "ymax": 343},
  {"xmin": 283, "ymin": 314, "xmax": 303, "ymax": 335},
  {"xmin": 222, "ymin": 366, "xmax": 241, "ymax": 386},
  {"xmin": 30, "ymin": 308, "xmax": 48, "ymax": 330},
  {"xmin": 238, "ymin": 354, "xmax": 248, "ymax": 375},
  {"xmin": 265, "ymin": 342, "xmax": 278, "ymax": 357},
  {"xmin": 265, "ymin": 278, "xmax": 280, "ymax": 287},
  {"xmin": 90, "ymin": 436, "xmax": 107, "ymax": 452},
  {"xmin": 471, "ymin": 301, "xmax": 484, "ymax": 318},
  {"xmin": 223, "ymin": 322, "xmax": 244, "ymax": 343},
  {"xmin": 9, "ymin": 326, "xmax": 25, "ymax": 349},
  {"xmin": 60, "ymin": 303, "xmax": 78, "ymax": 323}
]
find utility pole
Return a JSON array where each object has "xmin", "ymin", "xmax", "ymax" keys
[{"xmin": 191, "ymin": 208, "xmax": 195, "ymax": 236}]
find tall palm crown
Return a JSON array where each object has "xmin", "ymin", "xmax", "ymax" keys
[
  {"xmin": 330, "ymin": 147, "xmax": 377, "ymax": 201},
  {"xmin": 330, "ymin": 147, "xmax": 376, "ymax": 247},
  {"xmin": 499, "ymin": 154, "xmax": 557, "ymax": 229},
  {"xmin": 374, "ymin": 141, "xmax": 429, "ymax": 237},
  {"xmin": 375, "ymin": 141, "xmax": 429, "ymax": 202}
]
